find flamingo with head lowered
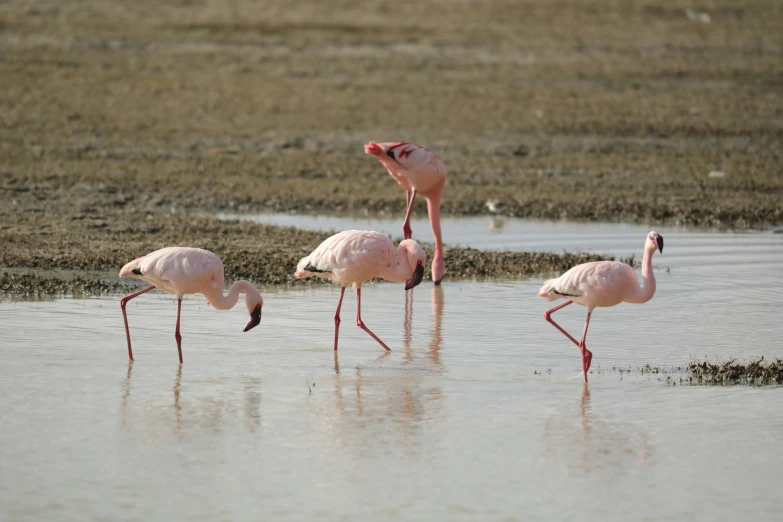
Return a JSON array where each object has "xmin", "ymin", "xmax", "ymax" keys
[
  {"xmin": 295, "ymin": 230, "xmax": 426, "ymax": 351},
  {"xmin": 538, "ymin": 231, "xmax": 664, "ymax": 383},
  {"xmin": 119, "ymin": 247, "xmax": 263, "ymax": 364},
  {"xmin": 365, "ymin": 141, "xmax": 447, "ymax": 284}
]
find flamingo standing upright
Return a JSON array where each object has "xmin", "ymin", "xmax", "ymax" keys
[
  {"xmin": 538, "ymin": 231, "xmax": 664, "ymax": 383},
  {"xmin": 119, "ymin": 247, "xmax": 263, "ymax": 364},
  {"xmin": 295, "ymin": 230, "xmax": 426, "ymax": 351},
  {"xmin": 364, "ymin": 141, "xmax": 447, "ymax": 284}
]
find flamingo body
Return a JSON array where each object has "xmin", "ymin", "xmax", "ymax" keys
[
  {"xmin": 365, "ymin": 141, "xmax": 447, "ymax": 284},
  {"xmin": 538, "ymin": 232, "xmax": 664, "ymax": 382},
  {"xmin": 120, "ymin": 247, "xmax": 224, "ymax": 296},
  {"xmin": 296, "ymin": 230, "xmax": 426, "ymax": 351},
  {"xmin": 538, "ymin": 261, "xmax": 642, "ymax": 308},
  {"xmin": 365, "ymin": 142, "xmax": 447, "ymax": 195},
  {"xmin": 119, "ymin": 247, "xmax": 263, "ymax": 363}
]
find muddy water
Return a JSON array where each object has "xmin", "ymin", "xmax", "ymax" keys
[{"xmin": 1, "ymin": 224, "xmax": 782, "ymax": 521}]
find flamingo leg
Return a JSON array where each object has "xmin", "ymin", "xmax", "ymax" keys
[
  {"xmin": 402, "ymin": 189, "xmax": 417, "ymax": 240},
  {"xmin": 543, "ymin": 300, "xmax": 579, "ymax": 346},
  {"xmin": 120, "ymin": 285, "xmax": 156, "ymax": 361},
  {"xmin": 174, "ymin": 297, "xmax": 183, "ymax": 364},
  {"xmin": 356, "ymin": 288, "xmax": 391, "ymax": 351},
  {"xmin": 579, "ymin": 311, "xmax": 594, "ymax": 379},
  {"xmin": 333, "ymin": 286, "xmax": 346, "ymax": 351},
  {"xmin": 545, "ymin": 300, "xmax": 594, "ymax": 382}
]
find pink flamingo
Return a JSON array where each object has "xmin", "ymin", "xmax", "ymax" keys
[
  {"xmin": 119, "ymin": 247, "xmax": 263, "ymax": 364},
  {"xmin": 295, "ymin": 230, "xmax": 426, "ymax": 351},
  {"xmin": 364, "ymin": 141, "xmax": 447, "ymax": 284},
  {"xmin": 538, "ymin": 231, "xmax": 664, "ymax": 383}
]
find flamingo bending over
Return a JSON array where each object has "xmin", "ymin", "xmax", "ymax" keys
[
  {"xmin": 119, "ymin": 247, "xmax": 263, "ymax": 363},
  {"xmin": 295, "ymin": 230, "xmax": 426, "ymax": 351},
  {"xmin": 538, "ymin": 231, "xmax": 664, "ymax": 383},
  {"xmin": 364, "ymin": 141, "xmax": 447, "ymax": 284}
]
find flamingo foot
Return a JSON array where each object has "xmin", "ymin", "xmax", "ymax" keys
[
  {"xmin": 580, "ymin": 346, "xmax": 592, "ymax": 383},
  {"xmin": 583, "ymin": 348, "xmax": 593, "ymax": 373}
]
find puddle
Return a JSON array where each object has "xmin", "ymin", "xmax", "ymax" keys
[
  {"xmin": 2, "ymin": 265, "xmax": 782, "ymax": 520},
  {"xmin": 219, "ymin": 212, "xmax": 783, "ymax": 271}
]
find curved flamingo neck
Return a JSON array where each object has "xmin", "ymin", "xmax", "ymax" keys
[
  {"xmin": 627, "ymin": 246, "xmax": 657, "ymax": 304},
  {"xmin": 204, "ymin": 280, "xmax": 260, "ymax": 311},
  {"xmin": 382, "ymin": 244, "xmax": 413, "ymax": 283}
]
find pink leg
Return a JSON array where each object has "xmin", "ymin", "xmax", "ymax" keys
[
  {"xmin": 174, "ymin": 297, "xmax": 183, "ymax": 364},
  {"xmin": 402, "ymin": 190, "xmax": 417, "ymax": 240},
  {"xmin": 333, "ymin": 286, "xmax": 346, "ymax": 351},
  {"xmin": 356, "ymin": 288, "xmax": 391, "ymax": 351},
  {"xmin": 579, "ymin": 311, "xmax": 594, "ymax": 379},
  {"xmin": 543, "ymin": 300, "xmax": 579, "ymax": 346},
  {"xmin": 544, "ymin": 300, "xmax": 592, "ymax": 382},
  {"xmin": 120, "ymin": 285, "xmax": 155, "ymax": 361}
]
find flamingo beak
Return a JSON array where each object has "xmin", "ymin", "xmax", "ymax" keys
[
  {"xmin": 656, "ymin": 235, "xmax": 664, "ymax": 254},
  {"xmin": 244, "ymin": 305, "xmax": 262, "ymax": 332},
  {"xmin": 405, "ymin": 262, "xmax": 425, "ymax": 290}
]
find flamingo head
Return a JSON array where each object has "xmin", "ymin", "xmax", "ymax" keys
[
  {"xmin": 400, "ymin": 239, "xmax": 427, "ymax": 290},
  {"xmin": 244, "ymin": 298, "xmax": 263, "ymax": 332},
  {"xmin": 646, "ymin": 231, "xmax": 664, "ymax": 254}
]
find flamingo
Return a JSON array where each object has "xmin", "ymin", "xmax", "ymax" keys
[
  {"xmin": 538, "ymin": 231, "xmax": 664, "ymax": 383},
  {"xmin": 364, "ymin": 141, "xmax": 447, "ymax": 284},
  {"xmin": 119, "ymin": 247, "xmax": 263, "ymax": 364},
  {"xmin": 295, "ymin": 230, "xmax": 426, "ymax": 351}
]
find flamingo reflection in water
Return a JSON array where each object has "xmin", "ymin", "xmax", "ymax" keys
[
  {"xmin": 120, "ymin": 363, "xmax": 262, "ymax": 436},
  {"xmin": 540, "ymin": 385, "xmax": 653, "ymax": 474}
]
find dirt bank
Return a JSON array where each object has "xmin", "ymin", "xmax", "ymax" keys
[
  {"xmin": 0, "ymin": 201, "xmax": 608, "ymax": 297},
  {"xmin": 1, "ymin": 0, "xmax": 781, "ymax": 296}
]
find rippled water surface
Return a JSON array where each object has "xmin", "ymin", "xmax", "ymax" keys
[{"xmin": 1, "ymin": 222, "xmax": 782, "ymax": 521}]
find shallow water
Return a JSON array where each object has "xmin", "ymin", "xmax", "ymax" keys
[{"xmin": 2, "ymin": 223, "xmax": 782, "ymax": 521}]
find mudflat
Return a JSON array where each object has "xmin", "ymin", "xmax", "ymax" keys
[{"xmin": 1, "ymin": 0, "xmax": 781, "ymax": 294}]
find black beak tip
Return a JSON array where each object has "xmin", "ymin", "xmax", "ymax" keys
[
  {"xmin": 405, "ymin": 263, "xmax": 425, "ymax": 290},
  {"xmin": 244, "ymin": 305, "xmax": 262, "ymax": 332},
  {"xmin": 433, "ymin": 279, "xmax": 442, "ymax": 286},
  {"xmin": 657, "ymin": 235, "xmax": 664, "ymax": 253}
]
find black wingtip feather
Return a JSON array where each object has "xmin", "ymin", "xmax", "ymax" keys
[
  {"xmin": 304, "ymin": 263, "xmax": 327, "ymax": 273},
  {"xmin": 131, "ymin": 268, "xmax": 142, "ymax": 275}
]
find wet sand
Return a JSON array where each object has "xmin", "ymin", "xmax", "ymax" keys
[{"xmin": 1, "ymin": 0, "xmax": 782, "ymax": 294}]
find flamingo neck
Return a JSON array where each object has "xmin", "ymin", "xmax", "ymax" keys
[
  {"xmin": 426, "ymin": 192, "xmax": 443, "ymax": 254},
  {"xmin": 426, "ymin": 190, "xmax": 445, "ymax": 282},
  {"xmin": 382, "ymin": 243, "xmax": 412, "ymax": 283},
  {"xmin": 204, "ymin": 280, "xmax": 260, "ymax": 312},
  {"xmin": 627, "ymin": 246, "xmax": 657, "ymax": 304}
]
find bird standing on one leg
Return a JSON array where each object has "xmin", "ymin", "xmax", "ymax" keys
[
  {"xmin": 538, "ymin": 231, "xmax": 664, "ymax": 383},
  {"xmin": 295, "ymin": 230, "xmax": 427, "ymax": 351},
  {"xmin": 364, "ymin": 141, "xmax": 447, "ymax": 284},
  {"xmin": 119, "ymin": 247, "xmax": 263, "ymax": 364}
]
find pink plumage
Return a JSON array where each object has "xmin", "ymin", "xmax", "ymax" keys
[
  {"xmin": 538, "ymin": 231, "xmax": 664, "ymax": 382},
  {"xmin": 296, "ymin": 230, "xmax": 427, "ymax": 351},
  {"xmin": 119, "ymin": 247, "xmax": 263, "ymax": 363},
  {"xmin": 365, "ymin": 141, "xmax": 447, "ymax": 284}
]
